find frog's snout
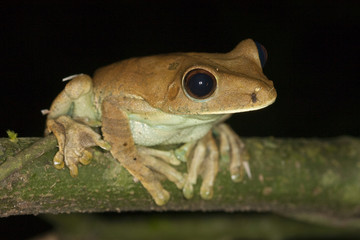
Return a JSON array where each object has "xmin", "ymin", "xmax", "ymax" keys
[{"xmin": 250, "ymin": 79, "xmax": 277, "ymax": 107}]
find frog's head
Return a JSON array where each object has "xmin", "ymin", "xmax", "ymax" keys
[
  {"xmin": 95, "ymin": 39, "xmax": 276, "ymax": 115},
  {"xmin": 145, "ymin": 39, "xmax": 276, "ymax": 115}
]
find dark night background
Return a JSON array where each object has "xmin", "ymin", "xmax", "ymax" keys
[{"xmin": 0, "ymin": 0, "xmax": 359, "ymax": 239}]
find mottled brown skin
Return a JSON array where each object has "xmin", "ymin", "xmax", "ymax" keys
[{"xmin": 46, "ymin": 39, "xmax": 276, "ymax": 205}]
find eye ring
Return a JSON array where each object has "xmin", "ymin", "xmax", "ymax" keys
[{"xmin": 183, "ymin": 69, "xmax": 217, "ymax": 100}]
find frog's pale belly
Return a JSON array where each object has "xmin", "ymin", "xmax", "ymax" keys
[
  {"xmin": 126, "ymin": 104, "xmax": 225, "ymax": 146},
  {"xmin": 129, "ymin": 119, "xmax": 216, "ymax": 146}
]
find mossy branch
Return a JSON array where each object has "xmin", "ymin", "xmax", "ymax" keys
[{"xmin": 1, "ymin": 135, "xmax": 360, "ymax": 226}]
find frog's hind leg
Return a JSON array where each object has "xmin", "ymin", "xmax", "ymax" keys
[
  {"xmin": 137, "ymin": 147, "xmax": 185, "ymax": 189},
  {"xmin": 101, "ymin": 98, "xmax": 170, "ymax": 206}
]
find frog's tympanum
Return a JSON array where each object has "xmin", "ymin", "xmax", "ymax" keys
[{"xmin": 45, "ymin": 39, "xmax": 276, "ymax": 205}]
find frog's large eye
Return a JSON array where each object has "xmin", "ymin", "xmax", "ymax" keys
[
  {"xmin": 183, "ymin": 69, "xmax": 217, "ymax": 100},
  {"xmin": 255, "ymin": 41, "xmax": 268, "ymax": 68}
]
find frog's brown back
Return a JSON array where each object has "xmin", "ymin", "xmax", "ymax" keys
[{"xmin": 92, "ymin": 54, "xmax": 185, "ymax": 103}]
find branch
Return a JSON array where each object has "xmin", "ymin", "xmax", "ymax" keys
[{"xmin": 1, "ymin": 135, "xmax": 360, "ymax": 226}]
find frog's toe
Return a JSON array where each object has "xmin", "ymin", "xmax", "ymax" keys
[
  {"xmin": 139, "ymin": 152, "xmax": 185, "ymax": 189},
  {"xmin": 62, "ymin": 147, "xmax": 87, "ymax": 177},
  {"xmin": 229, "ymin": 152, "xmax": 245, "ymax": 182},
  {"xmin": 153, "ymin": 189, "xmax": 170, "ymax": 206},
  {"xmin": 142, "ymin": 181, "xmax": 170, "ymax": 206},
  {"xmin": 138, "ymin": 147, "xmax": 180, "ymax": 165},
  {"xmin": 199, "ymin": 134, "xmax": 218, "ymax": 200},
  {"xmin": 53, "ymin": 151, "xmax": 65, "ymax": 169},
  {"xmin": 174, "ymin": 142, "xmax": 197, "ymax": 163},
  {"xmin": 183, "ymin": 182, "xmax": 194, "ymax": 199},
  {"xmin": 231, "ymin": 171, "xmax": 243, "ymax": 182},
  {"xmin": 200, "ymin": 185, "xmax": 213, "ymax": 200},
  {"xmin": 78, "ymin": 149, "xmax": 92, "ymax": 165},
  {"xmin": 97, "ymin": 140, "xmax": 111, "ymax": 151},
  {"xmin": 67, "ymin": 162, "xmax": 79, "ymax": 178},
  {"xmin": 229, "ymin": 145, "xmax": 251, "ymax": 182}
]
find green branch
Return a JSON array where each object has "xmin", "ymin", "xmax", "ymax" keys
[{"xmin": 1, "ymin": 136, "xmax": 360, "ymax": 227}]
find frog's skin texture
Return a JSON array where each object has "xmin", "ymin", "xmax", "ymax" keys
[{"xmin": 46, "ymin": 39, "xmax": 276, "ymax": 206}]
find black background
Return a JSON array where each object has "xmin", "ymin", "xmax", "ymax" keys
[
  {"xmin": 0, "ymin": 0, "xmax": 359, "ymax": 238},
  {"xmin": 1, "ymin": 0, "xmax": 359, "ymax": 138}
]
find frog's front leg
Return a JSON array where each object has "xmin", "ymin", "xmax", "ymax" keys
[
  {"xmin": 46, "ymin": 74, "xmax": 111, "ymax": 177},
  {"xmin": 215, "ymin": 124, "xmax": 251, "ymax": 181},
  {"xmin": 101, "ymin": 97, "xmax": 184, "ymax": 206}
]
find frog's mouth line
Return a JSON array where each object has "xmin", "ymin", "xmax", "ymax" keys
[
  {"xmin": 182, "ymin": 114, "xmax": 225, "ymax": 121},
  {"xmin": 204, "ymin": 104, "xmax": 273, "ymax": 115},
  {"xmin": 195, "ymin": 91, "xmax": 277, "ymax": 115}
]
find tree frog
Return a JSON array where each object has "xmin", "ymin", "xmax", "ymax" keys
[{"xmin": 45, "ymin": 39, "xmax": 276, "ymax": 206}]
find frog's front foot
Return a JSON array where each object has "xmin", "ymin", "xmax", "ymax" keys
[
  {"xmin": 47, "ymin": 115, "xmax": 111, "ymax": 177},
  {"xmin": 215, "ymin": 123, "xmax": 251, "ymax": 182},
  {"xmin": 180, "ymin": 131, "xmax": 219, "ymax": 200}
]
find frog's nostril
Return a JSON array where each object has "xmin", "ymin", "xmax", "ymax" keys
[{"xmin": 251, "ymin": 92, "xmax": 258, "ymax": 103}]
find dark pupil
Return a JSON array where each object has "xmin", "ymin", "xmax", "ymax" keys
[{"xmin": 187, "ymin": 73, "xmax": 214, "ymax": 98}]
